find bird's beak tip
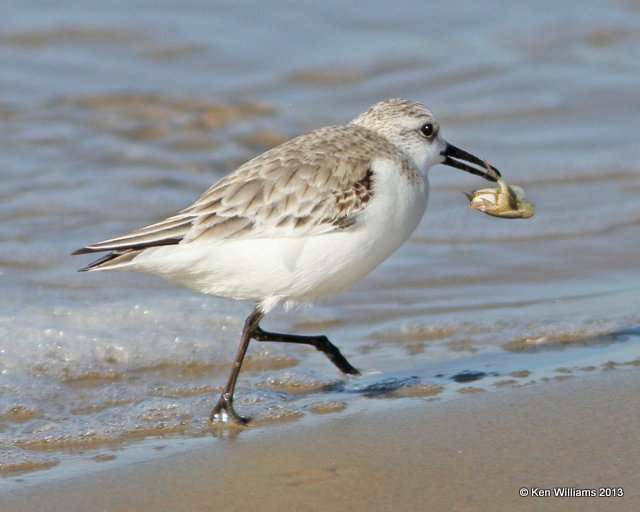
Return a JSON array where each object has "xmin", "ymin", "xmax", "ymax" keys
[{"xmin": 441, "ymin": 143, "xmax": 500, "ymax": 182}]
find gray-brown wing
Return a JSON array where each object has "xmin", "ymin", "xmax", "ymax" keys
[{"xmin": 73, "ymin": 124, "xmax": 401, "ymax": 255}]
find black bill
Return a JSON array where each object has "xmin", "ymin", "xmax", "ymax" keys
[{"xmin": 441, "ymin": 143, "xmax": 501, "ymax": 182}]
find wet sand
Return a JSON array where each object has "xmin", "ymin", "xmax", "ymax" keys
[{"xmin": 3, "ymin": 370, "xmax": 638, "ymax": 512}]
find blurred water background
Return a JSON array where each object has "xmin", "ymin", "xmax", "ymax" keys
[{"xmin": 1, "ymin": 0, "xmax": 639, "ymax": 476}]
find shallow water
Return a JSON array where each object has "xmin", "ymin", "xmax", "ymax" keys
[{"xmin": 1, "ymin": 0, "xmax": 640, "ymax": 477}]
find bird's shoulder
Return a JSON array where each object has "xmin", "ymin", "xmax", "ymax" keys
[{"xmin": 183, "ymin": 124, "xmax": 408, "ymax": 240}]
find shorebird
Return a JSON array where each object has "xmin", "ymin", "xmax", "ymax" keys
[{"xmin": 73, "ymin": 98, "xmax": 499, "ymax": 424}]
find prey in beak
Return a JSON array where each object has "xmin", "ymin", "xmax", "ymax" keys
[{"xmin": 441, "ymin": 143, "xmax": 501, "ymax": 182}]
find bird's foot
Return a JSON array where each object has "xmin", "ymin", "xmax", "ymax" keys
[
  {"xmin": 209, "ymin": 393, "xmax": 249, "ymax": 425},
  {"xmin": 314, "ymin": 335, "xmax": 361, "ymax": 376}
]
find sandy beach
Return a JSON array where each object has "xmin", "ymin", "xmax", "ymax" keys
[{"xmin": 3, "ymin": 369, "xmax": 638, "ymax": 512}]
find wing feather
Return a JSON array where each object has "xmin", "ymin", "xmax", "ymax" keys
[{"xmin": 73, "ymin": 124, "xmax": 407, "ymax": 264}]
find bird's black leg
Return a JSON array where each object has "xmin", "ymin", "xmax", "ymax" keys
[
  {"xmin": 253, "ymin": 326, "xmax": 360, "ymax": 376},
  {"xmin": 210, "ymin": 309, "xmax": 360, "ymax": 425},
  {"xmin": 210, "ymin": 308, "xmax": 264, "ymax": 424}
]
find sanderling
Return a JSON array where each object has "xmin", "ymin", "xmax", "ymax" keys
[{"xmin": 73, "ymin": 98, "xmax": 499, "ymax": 424}]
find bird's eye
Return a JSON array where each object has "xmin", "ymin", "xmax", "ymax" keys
[{"xmin": 420, "ymin": 123, "xmax": 435, "ymax": 139}]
